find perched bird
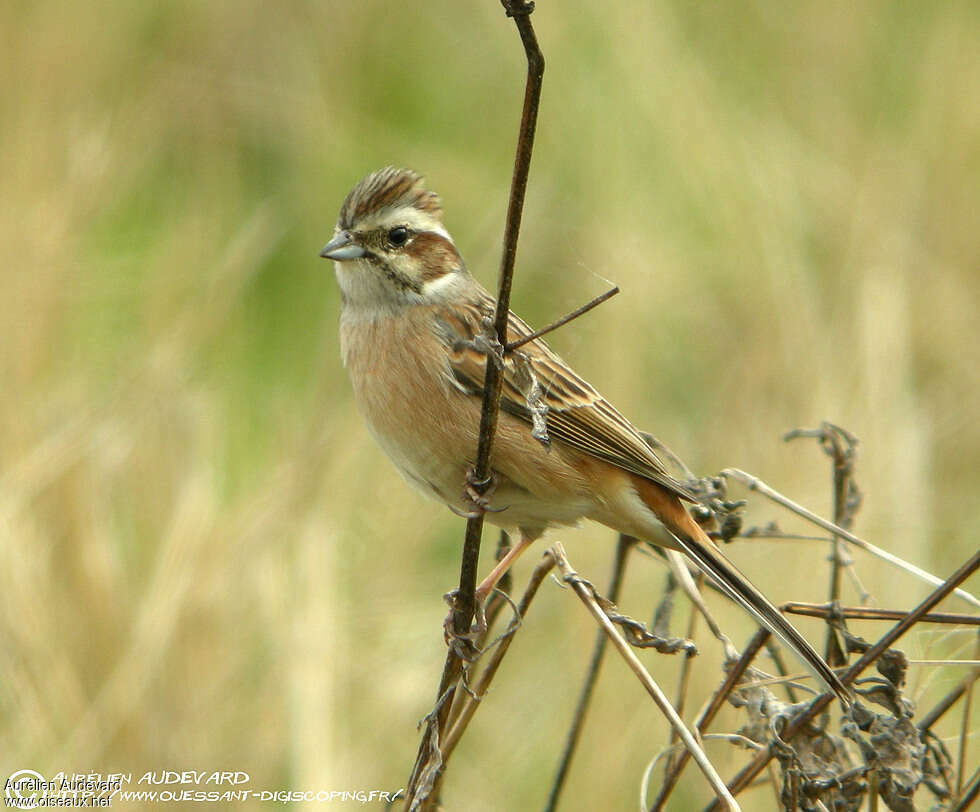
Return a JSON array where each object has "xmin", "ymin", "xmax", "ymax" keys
[{"xmin": 321, "ymin": 166, "xmax": 850, "ymax": 705}]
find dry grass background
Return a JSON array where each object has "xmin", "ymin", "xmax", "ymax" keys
[{"xmin": 1, "ymin": 1, "xmax": 977, "ymax": 809}]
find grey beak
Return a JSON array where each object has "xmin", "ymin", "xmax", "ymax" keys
[{"xmin": 319, "ymin": 231, "xmax": 366, "ymax": 261}]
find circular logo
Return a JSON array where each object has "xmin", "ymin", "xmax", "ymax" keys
[{"xmin": 5, "ymin": 770, "xmax": 45, "ymax": 809}]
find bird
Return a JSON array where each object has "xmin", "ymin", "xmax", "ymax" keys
[{"xmin": 320, "ymin": 166, "xmax": 851, "ymax": 705}]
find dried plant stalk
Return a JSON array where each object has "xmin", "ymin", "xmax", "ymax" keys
[{"xmin": 550, "ymin": 542, "xmax": 741, "ymax": 811}]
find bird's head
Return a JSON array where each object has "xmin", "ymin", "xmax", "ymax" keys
[{"xmin": 320, "ymin": 167, "xmax": 469, "ymax": 311}]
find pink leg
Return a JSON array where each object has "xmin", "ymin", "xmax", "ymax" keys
[{"xmin": 474, "ymin": 532, "xmax": 538, "ymax": 603}]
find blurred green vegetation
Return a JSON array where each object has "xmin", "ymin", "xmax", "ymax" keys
[{"xmin": 1, "ymin": 1, "xmax": 977, "ymax": 809}]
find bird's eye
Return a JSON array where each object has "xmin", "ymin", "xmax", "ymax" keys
[{"xmin": 387, "ymin": 226, "xmax": 410, "ymax": 247}]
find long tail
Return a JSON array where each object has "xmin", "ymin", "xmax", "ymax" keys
[{"xmin": 634, "ymin": 479, "xmax": 852, "ymax": 706}]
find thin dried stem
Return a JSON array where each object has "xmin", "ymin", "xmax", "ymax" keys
[
  {"xmin": 403, "ymin": 4, "xmax": 543, "ymax": 808},
  {"xmin": 651, "ymin": 627, "xmax": 771, "ymax": 811},
  {"xmin": 641, "ymin": 736, "xmax": 764, "ymax": 811},
  {"xmin": 639, "ymin": 431, "xmax": 699, "ymax": 482},
  {"xmin": 480, "ymin": 532, "xmax": 516, "ymax": 632},
  {"xmin": 918, "ymin": 667, "xmax": 980, "ymax": 732},
  {"xmin": 721, "ymin": 468, "xmax": 980, "ymax": 609},
  {"xmin": 550, "ymin": 542, "xmax": 741, "ymax": 811},
  {"xmin": 738, "ymin": 530, "xmax": 840, "ymax": 542},
  {"xmin": 955, "ymin": 635, "xmax": 979, "ymax": 799},
  {"xmin": 909, "ymin": 659, "xmax": 980, "ymax": 667},
  {"xmin": 785, "ymin": 423, "xmax": 858, "ymax": 666},
  {"xmin": 664, "ymin": 571, "xmax": 704, "ymax": 779},
  {"xmin": 453, "ymin": 0, "xmax": 544, "ymax": 641},
  {"xmin": 951, "ymin": 766, "xmax": 980, "ymax": 812},
  {"xmin": 759, "ymin": 639, "xmax": 801, "ymax": 705},
  {"xmin": 441, "ymin": 551, "xmax": 556, "ymax": 761},
  {"xmin": 782, "ymin": 602, "xmax": 980, "ymax": 626},
  {"xmin": 868, "ymin": 769, "xmax": 880, "ymax": 812},
  {"xmin": 665, "ymin": 549, "xmax": 730, "ymax": 647},
  {"xmin": 505, "ymin": 285, "xmax": 619, "ymax": 351},
  {"xmin": 442, "ymin": 532, "xmax": 516, "ymax": 725},
  {"xmin": 544, "ymin": 534, "xmax": 635, "ymax": 812}
]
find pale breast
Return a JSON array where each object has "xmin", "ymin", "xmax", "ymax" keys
[
  {"xmin": 339, "ymin": 305, "xmax": 598, "ymax": 531},
  {"xmin": 340, "ymin": 307, "xmax": 481, "ymax": 502}
]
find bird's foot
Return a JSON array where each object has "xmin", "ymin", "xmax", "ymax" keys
[
  {"xmin": 442, "ymin": 588, "xmax": 487, "ymax": 661},
  {"xmin": 461, "ymin": 468, "xmax": 505, "ymax": 515}
]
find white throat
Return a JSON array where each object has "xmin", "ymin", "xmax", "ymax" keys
[{"xmin": 333, "ymin": 258, "xmax": 422, "ymax": 316}]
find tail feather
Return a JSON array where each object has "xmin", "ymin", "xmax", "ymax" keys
[
  {"xmin": 673, "ymin": 528, "xmax": 852, "ymax": 706},
  {"xmin": 629, "ymin": 473, "xmax": 851, "ymax": 705}
]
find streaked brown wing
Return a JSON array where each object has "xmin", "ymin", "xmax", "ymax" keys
[{"xmin": 435, "ymin": 289, "xmax": 695, "ymax": 502}]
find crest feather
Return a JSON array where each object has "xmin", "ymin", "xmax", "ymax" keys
[{"xmin": 338, "ymin": 167, "xmax": 442, "ymax": 229}]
